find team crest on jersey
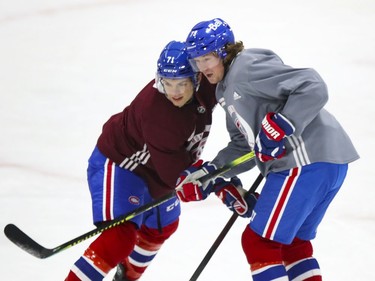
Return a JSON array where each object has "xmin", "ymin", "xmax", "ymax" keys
[
  {"xmin": 128, "ymin": 196, "xmax": 140, "ymax": 205},
  {"xmin": 228, "ymin": 105, "xmax": 255, "ymax": 149},
  {"xmin": 197, "ymin": 106, "xmax": 206, "ymax": 113}
]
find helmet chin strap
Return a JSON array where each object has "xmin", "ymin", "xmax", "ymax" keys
[
  {"xmin": 194, "ymin": 72, "xmax": 202, "ymax": 92},
  {"xmin": 195, "ymin": 84, "xmax": 200, "ymax": 92},
  {"xmin": 197, "ymin": 105, "xmax": 206, "ymax": 114}
]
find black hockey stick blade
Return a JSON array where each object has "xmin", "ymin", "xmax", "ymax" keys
[{"xmin": 4, "ymin": 224, "xmax": 54, "ymax": 259}]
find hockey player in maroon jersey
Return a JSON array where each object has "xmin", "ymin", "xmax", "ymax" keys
[{"xmin": 64, "ymin": 41, "xmax": 219, "ymax": 281}]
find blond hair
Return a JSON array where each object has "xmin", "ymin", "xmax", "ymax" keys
[{"xmin": 223, "ymin": 41, "xmax": 244, "ymax": 71}]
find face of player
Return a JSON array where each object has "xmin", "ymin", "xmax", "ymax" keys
[
  {"xmin": 162, "ymin": 77, "xmax": 195, "ymax": 107},
  {"xmin": 190, "ymin": 53, "xmax": 225, "ymax": 84}
]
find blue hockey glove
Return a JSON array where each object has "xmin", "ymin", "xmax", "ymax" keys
[
  {"xmin": 255, "ymin": 112, "xmax": 295, "ymax": 162},
  {"xmin": 214, "ymin": 177, "xmax": 257, "ymax": 218},
  {"xmin": 176, "ymin": 160, "xmax": 222, "ymax": 202}
]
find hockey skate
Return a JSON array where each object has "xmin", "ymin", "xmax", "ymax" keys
[{"xmin": 112, "ymin": 263, "xmax": 133, "ymax": 281}]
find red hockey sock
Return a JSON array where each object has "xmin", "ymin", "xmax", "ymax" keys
[
  {"xmin": 282, "ymin": 238, "xmax": 322, "ymax": 280},
  {"xmin": 241, "ymin": 226, "xmax": 288, "ymax": 280},
  {"xmin": 89, "ymin": 222, "xmax": 137, "ymax": 267},
  {"xmin": 65, "ymin": 271, "xmax": 80, "ymax": 281},
  {"xmin": 122, "ymin": 220, "xmax": 179, "ymax": 281},
  {"xmin": 242, "ymin": 226, "xmax": 283, "ymax": 265},
  {"xmin": 65, "ymin": 222, "xmax": 137, "ymax": 281}
]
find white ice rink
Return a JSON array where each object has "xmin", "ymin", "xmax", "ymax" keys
[{"xmin": 1, "ymin": 0, "xmax": 374, "ymax": 280}]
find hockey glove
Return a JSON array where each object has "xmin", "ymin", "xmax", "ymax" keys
[
  {"xmin": 176, "ymin": 160, "xmax": 221, "ymax": 202},
  {"xmin": 255, "ymin": 112, "xmax": 295, "ymax": 162},
  {"xmin": 214, "ymin": 177, "xmax": 257, "ymax": 218}
]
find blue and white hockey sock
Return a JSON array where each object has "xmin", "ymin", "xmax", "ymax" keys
[{"xmin": 285, "ymin": 257, "xmax": 322, "ymax": 281}]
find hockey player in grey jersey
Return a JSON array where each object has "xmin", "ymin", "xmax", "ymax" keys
[{"xmin": 176, "ymin": 18, "xmax": 359, "ymax": 281}]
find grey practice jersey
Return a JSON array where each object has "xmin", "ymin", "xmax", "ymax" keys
[{"xmin": 211, "ymin": 48, "xmax": 359, "ymax": 177}]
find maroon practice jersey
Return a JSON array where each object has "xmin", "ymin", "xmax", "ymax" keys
[{"xmin": 97, "ymin": 77, "xmax": 217, "ymax": 198}]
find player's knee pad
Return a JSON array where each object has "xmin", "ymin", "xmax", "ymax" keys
[
  {"xmin": 281, "ymin": 237, "xmax": 313, "ymax": 264},
  {"xmin": 241, "ymin": 225, "xmax": 283, "ymax": 265}
]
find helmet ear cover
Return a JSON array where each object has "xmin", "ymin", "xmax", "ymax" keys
[{"xmin": 155, "ymin": 74, "xmax": 166, "ymax": 94}]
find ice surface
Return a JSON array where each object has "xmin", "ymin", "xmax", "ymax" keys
[{"xmin": 1, "ymin": 0, "xmax": 374, "ymax": 280}]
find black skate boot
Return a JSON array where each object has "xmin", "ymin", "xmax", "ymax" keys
[{"xmin": 113, "ymin": 263, "xmax": 132, "ymax": 281}]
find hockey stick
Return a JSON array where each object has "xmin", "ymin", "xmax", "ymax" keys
[
  {"xmin": 4, "ymin": 151, "xmax": 255, "ymax": 259},
  {"xmin": 189, "ymin": 173, "xmax": 264, "ymax": 281}
]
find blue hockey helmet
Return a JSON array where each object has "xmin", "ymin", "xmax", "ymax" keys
[
  {"xmin": 157, "ymin": 41, "xmax": 196, "ymax": 79},
  {"xmin": 156, "ymin": 40, "xmax": 198, "ymax": 93},
  {"xmin": 185, "ymin": 18, "xmax": 235, "ymax": 59}
]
